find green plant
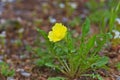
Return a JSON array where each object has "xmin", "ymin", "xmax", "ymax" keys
[
  {"xmin": 0, "ymin": 62, "xmax": 15, "ymax": 77},
  {"xmin": 68, "ymin": 16, "xmax": 81, "ymax": 27},
  {"xmin": 47, "ymin": 77, "xmax": 65, "ymax": 80},
  {"xmin": 35, "ymin": 19, "xmax": 110, "ymax": 79},
  {"xmin": 116, "ymin": 62, "xmax": 120, "ymax": 70},
  {"xmin": 88, "ymin": 10, "xmax": 109, "ymax": 25},
  {"xmin": 85, "ymin": 0, "xmax": 105, "ymax": 11},
  {"xmin": 109, "ymin": 1, "xmax": 120, "ymax": 32},
  {"xmin": 82, "ymin": 73, "xmax": 103, "ymax": 80},
  {"xmin": 87, "ymin": 0, "xmax": 120, "ymax": 33},
  {"xmin": 108, "ymin": 2, "xmax": 120, "ymax": 48}
]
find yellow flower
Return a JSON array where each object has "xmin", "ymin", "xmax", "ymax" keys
[{"xmin": 48, "ymin": 23, "xmax": 67, "ymax": 42}]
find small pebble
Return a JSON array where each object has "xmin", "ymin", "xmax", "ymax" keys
[
  {"xmin": 7, "ymin": 77, "xmax": 15, "ymax": 80},
  {"xmin": 0, "ymin": 31, "xmax": 6, "ymax": 37},
  {"xmin": 116, "ymin": 18, "xmax": 120, "ymax": 24},
  {"xmin": 59, "ymin": 3, "xmax": 65, "ymax": 8},
  {"xmin": 0, "ymin": 19, "xmax": 6, "ymax": 24},
  {"xmin": 0, "ymin": 60, "xmax": 3, "ymax": 62},
  {"xmin": 16, "ymin": 68, "xmax": 24, "ymax": 72},
  {"xmin": 69, "ymin": 2, "xmax": 77, "ymax": 9},
  {"xmin": 18, "ymin": 28, "xmax": 24, "ymax": 33},
  {"xmin": 116, "ymin": 76, "xmax": 120, "ymax": 80},
  {"xmin": 112, "ymin": 30, "xmax": 120, "ymax": 39},
  {"xmin": 2, "ymin": 0, "xmax": 15, "ymax": 3},
  {"xmin": 0, "ymin": 55, "xmax": 3, "ymax": 60},
  {"xmin": 49, "ymin": 17, "xmax": 56, "ymax": 23},
  {"xmin": 21, "ymin": 71, "xmax": 31, "ymax": 77},
  {"xmin": 20, "ymin": 54, "xmax": 27, "ymax": 59},
  {"xmin": 62, "ymin": 17, "xmax": 68, "ymax": 22},
  {"xmin": 17, "ymin": 17, "xmax": 22, "ymax": 22}
]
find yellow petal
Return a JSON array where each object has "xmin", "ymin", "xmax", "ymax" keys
[{"xmin": 48, "ymin": 23, "xmax": 67, "ymax": 42}]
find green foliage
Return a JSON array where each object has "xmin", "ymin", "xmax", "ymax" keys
[
  {"xmin": 108, "ymin": 1, "xmax": 120, "ymax": 47},
  {"xmin": 36, "ymin": 28, "xmax": 48, "ymax": 40},
  {"xmin": 83, "ymin": 73, "xmax": 103, "ymax": 80},
  {"xmin": 69, "ymin": 17, "xmax": 81, "ymax": 27},
  {"xmin": 85, "ymin": 0, "xmax": 104, "ymax": 11},
  {"xmin": 35, "ymin": 18, "xmax": 110, "ymax": 79},
  {"xmin": 91, "ymin": 56, "xmax": 109, "ymax": 68},
  {"xmin": 89, "ymin": 10, "xmax": 109, "ymax": 25},
  {"xmin": 107, "ymin": 0, "xmax": 120, "ymax": 11},
  {"xmin": 47, "ymin": 77, "xmax": 65, "ymax": 80},
  {"xmin": 109, "ymin": 1, "xmax": 120, "ymax": 32},
  {"xmin": 87, "ymin": 0, "xmax": 120, "ymax": 33},
  {"xmin": 116, "ymin": 62, "xmax": 120, "ymax": 70},
  {"xmin": 0, "ymin": 62, "xmax": 15, "ymax": 77},
  {"xmin": 82, "ymin": 18, "xmax": 90, "ymax": 36}
]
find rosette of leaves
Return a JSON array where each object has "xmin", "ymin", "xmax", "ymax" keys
[{"xmin": 36, "ymin": 19, "xmax": 111, "ymax": 80}]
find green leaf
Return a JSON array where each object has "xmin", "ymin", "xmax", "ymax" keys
[
  {"xmin": 116, "ymin": 62, "xmax": 120, "ymax": 70},
  {"xmin": 47, "ymin": 77, "xmax": 65, "ymax": 80},
  {"xmin": 36, "ymin": 28, "xmax": 48, "ymax": 40},
  {"xmin": 86, "ymin": 35, "xmax": 96, "ymax": 52},
  {"xmin": 1, "ymin": 64, "xmax": 15, "ymax": 77},
  {"xmin": 109, "ymin": 1, "xmax": 120, "ymax": 32},
  {"xmin": 35, "ymin": 59, "xmax": 45, "ymax": 67},
  {"xmin": 82, "ymin": 73, "xmax": 103, "ymax": 80},
  {"xmin": 25, "ymin": 45, "xmax": 32, "ymax": 52},
  {"xmin": 69, "ymin": 17, "xmax": 81, "ymax": 27},
  {"xmin": 97, "ymin": 74, "xmax": 104, "ymax": 80},
  {"xmin": 66, "ymin": 32, "xmax": 75, "ymax": 52},
  {"xmin": 82, "ymin": 18, "xmax": 90, "ymax": 36},
  {"xmin": 92, "ymin": 56, "xmax": 109, "ymax": 68},
  {"xmin": 45, "ymin": 63, "xmax": 58, "ymax": 69},
  {"xmin": 0, "ymin": 62, "xmax": 5, "ymax": 66}
]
